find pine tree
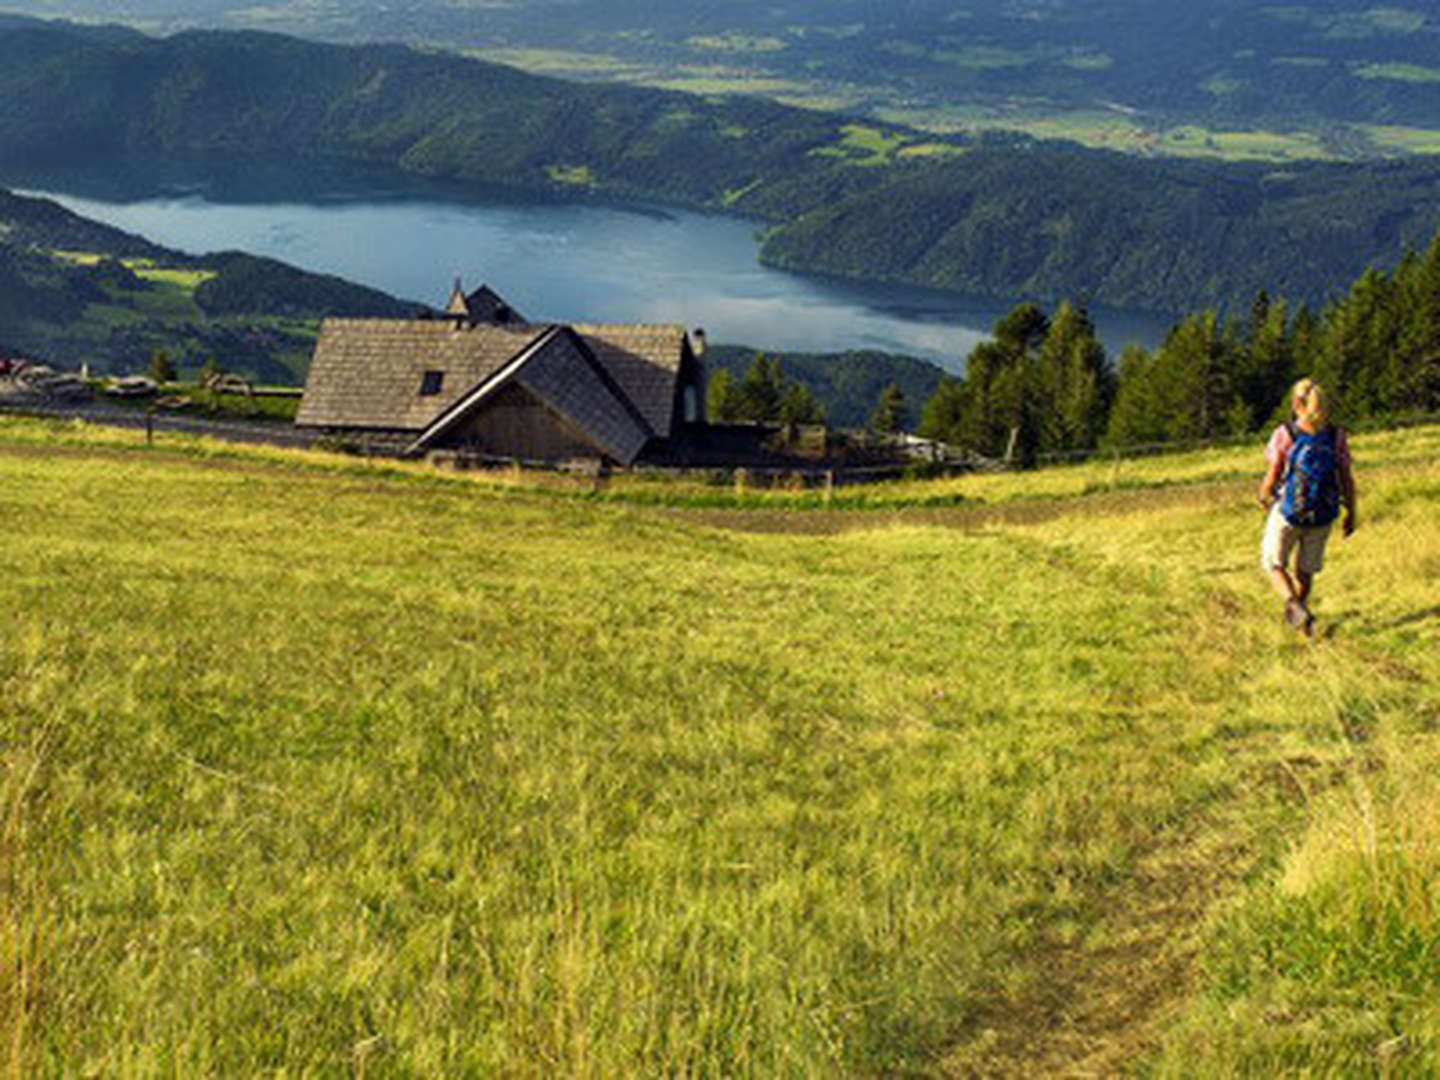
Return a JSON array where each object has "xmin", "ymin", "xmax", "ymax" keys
[
  {"xmin": 1237, "ymin": 291, "xmax": 1294, "ymax": 431},
  {"xmin": 737, "ymin": 353, "xmax": 784, "ymax": 421},
  {"xmin": 1036, "ymin": 300, "xmax": 1107, "ymax": 452},
  {"xmin": 1317, "ymin": 266, "xmax": 1395, "ymax": 421},
  {"xmin": 778, "ymin": 381, "xmax": 824, "ymax": 425},
  {"xmin": 869, "ymin": 382, "xmax": 908, "ymax": 434},
  {"xmin": 917, "ymin": 374, "xmax": 966, "ymax": 444},
  {"xmin": 1151, "ymin": 310, "xmax": 1240, "ymax": 441},
  {"xmin": 1394, "ymin": 232, "xmax": 1440, "ymax": 413},
  {"xmin": 1103, "ymin": 345, "xmax": 1164, "ymax": 448},
  {"xmin": 148, "ymin": 347, "xmax": 175, "ymax": 386},
  {"xmin": 706, "ymin": 368, "xmax": 740, "ymax": 422}
]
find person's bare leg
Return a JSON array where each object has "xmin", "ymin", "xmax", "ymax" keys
[
  {"xmin": 1295, "ymin": 570, "xmax": 1315, "ymax": 636},
  {"xmin": 1296, "ymin": 570, "xmax": 1313, "ymax": 604},
  {"xmin": 1269, "ymin": 566, "xmax": 1299, "ymax": 602}
]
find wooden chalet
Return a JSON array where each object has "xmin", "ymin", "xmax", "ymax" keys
[{"xmin": 296, "ymin": 284, "xmax": 706, "ymax": 465}]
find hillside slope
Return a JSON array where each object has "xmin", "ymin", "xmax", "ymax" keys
[
  {"xmin": 5, "ymin": 17, "xmax": 1440, "ymax": 310},
  {"xmin": 7, "ymin": 2, "xmax": 1440, "ymax": 139},
  {"xmin": 1, "ymin": 416, "xmax": 1436, "ymax": 1074},
  {"xmin": 0, "ymin": 188, "xmax": 414, "ymax": 380}
]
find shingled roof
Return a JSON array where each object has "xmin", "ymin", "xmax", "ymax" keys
[
  {"xmin": 406, "ymin": 325, "xmax": 652, "ymax": 463},
  {"xmin": 445, "ymin": 281, "xmax": 526, "ymax": 325},
  {"xmin": 572, "ymin": 323, "xmax": 689, "ymax": 436},
  {"xmin": 296, "ymin": 319, "xmax": 542, "ymax": 430}
]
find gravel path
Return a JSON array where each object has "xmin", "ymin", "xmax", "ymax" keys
[{"xmin": 0, "ymin": 398, "xmax": 320, "ymax": 450}]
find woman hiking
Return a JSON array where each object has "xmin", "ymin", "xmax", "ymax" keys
[{"xmin": 1257, "ymin": 379, "xmax": 1358, "ymax": 637}]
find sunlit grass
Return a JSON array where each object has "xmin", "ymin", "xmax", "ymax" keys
[
  {"xmin": 1353, "ymin": 61, "xmax": 1440, "ymax": 84},
  {"xmin": 1362, "ymin": 124, "xmax": 1440, "ymax": 155},
  {"xmin": 1159, "ymin": 125, "xmax": 1334, "ymax": 161},
  {"xmin": 130, "ymin": 266, "xmax": 217, "ymax": 290},
  {"xmin": 685, "ymin": 33, "xmax": 787, "ymax": 54},
  {"xmin": 0, "ymin": 415, "xmax": 1436, "ymax": 1073},
  {"xmin": 544, "ymin": 164, "xmax": 596, "ymax": 187}
]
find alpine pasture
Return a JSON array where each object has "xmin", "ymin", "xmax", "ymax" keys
[{"xmin": 1, "ymin": 417, "xmax": 1437, "ymax": 1075}]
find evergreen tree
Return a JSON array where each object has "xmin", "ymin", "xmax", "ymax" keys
[
  {"xmin": 148, "ymin": 347, "xmax": 175, "ymax": 385},
  {"xmin": 1035, "ymin": 300, "xmax": 1107, "ymax": 452},
  {"xmin": 706, "ymin": 368, "xmax": 740, "ymax": 422},
  {"xmin": 737, "ymin": 352, "xmax": 785, "ymax": 421},
  {"xmin": 993, "ymin": 302, "xmax": 1050, "ymax": 354},
  {"xmin": 1316, "ymin": 266, "xmax": 1395, "ymax": 422},
  {"xmin": 917, "ymin": 374, "xmax": 966, "ymax": 444},
  {"xmin": 955, "ymin": 339, "xmax": 1010, "ymax": 454},
  {"xmin": 869, "ymin": 382, "xmax": 908, "ymax": 434},
  {"xmin": 1394, "ymin": 232, "xmax": 1440, "ymax": 413},
  {"xmin": 1236, "ymin": 291, "xmax": 1294, "ymax": 431},
  {"xmin": 778, "ymin": 381, "xmax": 824, "ymax": 425},
  {"xmin": 1103, "ymin": 345, "xmax": 1164, "ymax": 447},
  {"xmin": 1151, "ymin": 310, "xmax": 1240, "ymax": 441}
]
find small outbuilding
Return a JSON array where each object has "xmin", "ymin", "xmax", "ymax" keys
[{"xmin": 296, "ymin": 284, "xmax": 707, "ymax": 465}]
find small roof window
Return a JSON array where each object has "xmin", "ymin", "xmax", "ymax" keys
[{"xmin": 419, "ymin": 370, "xmax": 445, "ymax": 396}]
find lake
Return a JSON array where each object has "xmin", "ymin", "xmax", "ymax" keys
[{"xmin": 24, "ymin": 187, "xmax": 1173, "ymax": 372}]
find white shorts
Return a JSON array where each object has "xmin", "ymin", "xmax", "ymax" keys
[{"xmin": 1261, "ymin": 504, "xmax": 1333, "ymax": 576}]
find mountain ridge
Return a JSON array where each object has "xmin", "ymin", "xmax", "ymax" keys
[{"xmin": 3, "ymin": 16, "xmax": 1440, "ymax": 313}]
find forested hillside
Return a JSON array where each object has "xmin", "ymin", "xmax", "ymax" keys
[
  {"xmin": 760, "ymin": 150, "xmax": 1440, "ymax": 310},
  {"xmin": 8, "ymin": 1, "xmax": 1440, "ymax": 145},
  {"xmin": 0, "ymin": 189, "xmax": 413, "ymax": 381},
  {"xmin": 4, "ymin": 17, "xmax": 1440, "ymax": 312}
]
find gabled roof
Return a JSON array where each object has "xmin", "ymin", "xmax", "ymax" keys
[
  {"xmin": 405, "ymin": 325, "xmax": 652, "ymax": 463},
  {"xmin": 467, "ymin": 284, "xmax": 525, "ymax": 325},
  {"xmin": 572, "ymin": 323, "xmax": 690, "ymax": 436},
  {"xmin": 295, "ymin": 318, "xmax": 543, "ymax": 430},
  {"xmin": 443, "ymin": 280, "xmax": 526, "ymax": 325}
]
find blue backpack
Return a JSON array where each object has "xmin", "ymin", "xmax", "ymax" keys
[{"xmin": 1280, "ymin": 423, "xmax": 1341, "ymax": 527}]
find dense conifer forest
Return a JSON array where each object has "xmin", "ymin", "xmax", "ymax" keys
[{"xmin": 917, "ymin": 229, "xmax": 1440, "ymax": 461}]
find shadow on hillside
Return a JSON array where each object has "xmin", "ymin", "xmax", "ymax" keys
[{"xmin": 1384, "ymin": 604, "xmax": 1440, "ymax": 629}]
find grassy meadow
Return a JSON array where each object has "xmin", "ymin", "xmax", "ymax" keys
[{"xmin": 1, "ymin": 416, "xmax": 1437, "ymax": 1075}]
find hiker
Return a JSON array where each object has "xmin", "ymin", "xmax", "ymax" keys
[{"xmin": 1257, "ymin": 378, "xmax": 1357, "ymax": 635}]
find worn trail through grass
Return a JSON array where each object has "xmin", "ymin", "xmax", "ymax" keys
[{"xmin": 0, "ymin": 417, "xmax": 1436, "ymax": 1075}]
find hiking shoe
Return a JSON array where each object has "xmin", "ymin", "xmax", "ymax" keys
[
  {"xmin": 1284, "ymin": 598, "xmax": 1307, "ymax": 630},
  {"xmin": 1301, "ymin": 605, "xmax": 1315, "ymax": 638}
]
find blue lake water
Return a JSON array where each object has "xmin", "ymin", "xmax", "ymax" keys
[{"xmin": 27, "ymin": 188, "xmax": 1173, "ymax": 372}]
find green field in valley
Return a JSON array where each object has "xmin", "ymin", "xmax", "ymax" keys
[{"xmin": 1, "ymin": 417, "xmax": 1437, "ymax": 1074}]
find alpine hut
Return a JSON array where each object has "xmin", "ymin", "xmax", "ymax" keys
[{"xmin": 296, "ymin": 283, "xmax": 707, "ymax": 465}]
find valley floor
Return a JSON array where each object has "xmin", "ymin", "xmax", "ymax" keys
[{"xmin": 1, "ymin": 417, "xmax": 1436, "ymax": 1074}]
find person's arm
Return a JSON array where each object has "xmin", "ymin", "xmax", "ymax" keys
[
  {"xmin": 1258, "ymin": 456, "xmax": 1285, "ymax": 509},
  {"xmin": 1335, "ymin": 428, "xmax": 1357, "ymax": 535},
  {"xmin": 1340, "ymin": 458, "xmax": 1357, "ymax": 536},
  {"xmin": 1259, "ymin": 424, "xmax": 1289, "ymax": 508}
]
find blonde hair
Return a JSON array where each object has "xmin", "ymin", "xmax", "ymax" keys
[{"xmin": 1291, "ymin": 378, "xmax": 1327, "ymax": 426}]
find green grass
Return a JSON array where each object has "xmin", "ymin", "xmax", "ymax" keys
[
  {"xmin": 1, "ymin": 417, "xmax": 1436, "ymax": 1074},
  {"xmin": 685, "ymin": 34, "xmax": 787, "ymax": 54},
  {"xmin": 130, "ymin": 266, "xmax": 218, "ymax": 291},
  {"xmin": 544, "ymin": 163, "xmax": 597, "ymax": 187},
  {"xmin": 1158, "ymin": 125, "xmax": 1334, "ymax": 161},
  {"xmin": 1362, "ymin": 124, "xmax": 1440, "ymax": 155},
  {"xmin": 1353, "ymin": 61, "xmax": 1440, "ymax": 84},
  {"xmin": 451, "ymin": 42, "xmax": 1440, "ymax": 165}
]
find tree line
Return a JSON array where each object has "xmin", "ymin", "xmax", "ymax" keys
[{"xmin": 915, "ymin": 227, "xmax": 1440, "ymax": 464}]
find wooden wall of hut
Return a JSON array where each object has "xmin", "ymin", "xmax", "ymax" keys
[{"xmin": 448, "ymin": 382, "xmax": 609, "ymax": 462}]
